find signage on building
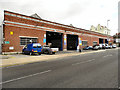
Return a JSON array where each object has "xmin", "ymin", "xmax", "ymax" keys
[
  {"xmin": 79, "ymin": 38, "xmax": 82, "ymax": 45},
  {"xmin": 5, "ymin": 41, "xmax": 10, "ymax": 44},
  {"xmin": 10, "ymin": 31, "xmax": 13, "ymax": 35},
  {"xmin": 54, "ymin": 30, "xmax": 56, "ymax": 32},
  {"xmin": 43, "ymin": 38, "xmax": 46, "ymax": 43},
  {"xmin": 64, "ymin": 35, "xmax": 67, "ymax": 45},
  {"xmin": 44, "ymin": 34, "xmax": 46, "ymax": 38},
  {"xmin": 9, "ymin": 47, "xmax": 14, "ymax": 50}
]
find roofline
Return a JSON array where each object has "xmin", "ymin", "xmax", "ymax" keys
[{"xmin": 4, "ymin": 10, "xmax": 113, "ymax": 37}]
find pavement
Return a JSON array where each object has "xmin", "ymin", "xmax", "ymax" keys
[
  {"xmin": 0, "ymin": 48, "xmax": 119, "ymax": 68},
  {"xmin": 2, "ymin": 48, "xmax": 119, "ymax": 88}
]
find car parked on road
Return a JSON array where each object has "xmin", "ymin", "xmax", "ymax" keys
[
  {"xmin": 94, "ymin": 44, "xmax": 103, "ymax": 50},
  {"xmin": 92, "ymin": 45, "xmax": 99, "ymax": 50},
  {"xmin": 42, "ymin": 45, "xmax": 59, "ymax": 54},
  {"xmin": 105, "ymin": 44, "xmax": 109, "ymax": 49},
  {"xmin": 105, "ymin": 44, "xmax": 112, "ymax": 49},
  {"xmin": 99, "ymin": 44, "xmax": 103, "ymax": 49},
  {"xmin": 112, "ymin": 44, "xmax": 117, "ymax": 48},
  {"xmin": 83, "ymin": 46, "xmax": 93, "ymax": 50},
  {"xmin": 22, "ymin": 43, "xmax": 42, "ymax": 55},
  {"xmin": 101, "ymin": 44, "xmax": 106, "ymax": 49},
  {"xmin": 109, "ymin": 45, "xmax": 113, "ymax": 49}
]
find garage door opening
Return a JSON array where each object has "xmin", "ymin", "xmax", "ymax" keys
[
  {"xmin": 46, "ymin": 31, "xmax": 63, "ymax": 51},
  {"xmin": 99, "ymin": 38, "xmax": 103, "ymax": 44},
  {"xmin": 67, "ymin": 34, "xmax": 78, "ymax": 50},
  {"xmin": 105, "ymin": 39, "xmax": 108, "ymax": 44}
]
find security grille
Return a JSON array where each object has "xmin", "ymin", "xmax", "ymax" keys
[
  {"xmin": 82, "ymin": 41, "xmax": 88, "ymax": 46},
  {"xmin": 20, "ymin": 37, "xmax": 38, "ymax": 45}
]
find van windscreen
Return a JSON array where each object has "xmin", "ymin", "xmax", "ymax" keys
[
  {"xmin": 38, "ymin": 46, "xmax": 41, "ymax": 48},
  {"xmin": 33, "ymin": 46, "xmax": 37, "ymax": 48},
  {"xmin": 33, "ymin": 43, "xmax": 41, "ymax": 48}
]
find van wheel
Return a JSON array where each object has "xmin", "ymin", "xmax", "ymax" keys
[
  {"xmin": 22, "ymin": 51, "xmax": 24, "ymax": 54},
  {"xmin": 49, "ymin": 51, "xmax": 53, "ymax": 55},
  {"xmin": 39, "ymin": 53, "xmax": 41, "ymax": 55},
  {"xmin": 29, "ymin": 52, "xmax": 32, "ymax": 55},
  {"xmin": 45, "ymin": 50, "xmax": 48, "ymax": 54},
  {"xmin": 52, "ymin": 52, "xmax": 55, "ymax": 54}
]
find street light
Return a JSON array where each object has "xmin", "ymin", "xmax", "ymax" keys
[
  {"xmin": 107, "ymin": 20, "xmax": 110, "ymax": 28},
  {"xmin": 107, "ymin": 20, "xmax": 110, "ymax": 44}
]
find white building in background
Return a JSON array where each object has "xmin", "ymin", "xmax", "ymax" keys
[{"xmin": 90, "ymin": 24, "xmax": 111, "ymax": 35}]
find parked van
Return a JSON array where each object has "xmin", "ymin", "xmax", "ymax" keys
[
  {"xmin": 112, "ymin": 44, "xmax": 117, "ymax": 48},
  {"xmin": 22, "ymin": 43, "xmax": 42, "ymax": 55},
  {"xmin": 42, "ymin": 45, "xmax": 59, "ymax": 54}
]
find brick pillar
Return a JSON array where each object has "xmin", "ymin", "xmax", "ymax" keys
[
  {"xmin": 43, "ymin": 33, "xmax": 46, "ymax": 45},
  {"xmin": 63, "ymin": 33, "xmax": 67, "ymax": 51},
  {"xmin": 103, "ymin": 39, "xmax": 105, "ymax": 44}
]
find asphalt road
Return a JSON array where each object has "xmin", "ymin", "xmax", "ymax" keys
[{"xmin": 2, "ymin": 48, "xmax": 119, "ymax": 88}]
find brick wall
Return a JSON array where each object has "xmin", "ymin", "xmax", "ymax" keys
[
  {"xmin": 3, "ymin": 10, "xmax": 114, "ymax": 52},
  {"xmin": 3, "ymin": 25, "xmax": 46, "ymax": 52}
]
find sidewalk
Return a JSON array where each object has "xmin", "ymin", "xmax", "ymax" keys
[{"xmin": 0, "ymin": 48, "xmax": 118, "ymax": 68}]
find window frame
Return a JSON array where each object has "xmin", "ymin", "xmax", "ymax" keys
[
  {"xmin": 82, "ymin": 40, "xmax": 88, "ymax": 46},
  {"xmin": 19, "ymin": 36, "xmax": 38, "ymax": 46}
]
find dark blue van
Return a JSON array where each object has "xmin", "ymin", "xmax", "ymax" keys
[{"xmin": 22, "ymin": 43, "xmax": 42, "ymax": 55}]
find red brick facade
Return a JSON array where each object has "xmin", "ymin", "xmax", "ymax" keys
[{"xmin": 2, "ymin": 10, "xmax": 114, "ymax": 52}]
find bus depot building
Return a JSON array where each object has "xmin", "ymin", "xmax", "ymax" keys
[{"xmin": 1, "ymin": 10, "xmax": 114, "ymax": 53}]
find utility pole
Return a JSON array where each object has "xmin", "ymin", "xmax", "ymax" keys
[
  {"xmin": 107, "ymin": 20, "xmax": 110, "ymax": 28},
  {"xmin": 107, "ymin": 20, "xmax": 110, "ymax": 44}
]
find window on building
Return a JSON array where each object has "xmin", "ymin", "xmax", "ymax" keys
[
  {"xmin": 20, "ymin": 37, "xmax": 38, "ymax": 45},
  {"xmin": 82, "ymin": 41, "xmax": 88, "ymax": 46},
  {"xmin": 93, "ymin": 42, "xmax": 97, "ymax": 45}
]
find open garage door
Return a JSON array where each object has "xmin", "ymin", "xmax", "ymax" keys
[
  {"xmin": 46, "ymin": 31, "xmax": 63, "ymax": 51},
  {"xmin": 105, "ymin": 39, "xmax": 108, "ymax": 44},
  {"xmin": 67, "ymin": 34, "xmax": 78, "ymax": 50},
  {"xmin": 99, "ymin": 38, "xmax": 103, "ymax": 44}
]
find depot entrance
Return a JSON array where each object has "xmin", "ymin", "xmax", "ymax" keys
[
  {"xmin": 99, "ymin": 38, "xmax": 104, "ymax": 44},
  {"xmin": 105, "ymin": 39, "xmax": 108, "ymax": 44},
  {"xmin": 67, "ymin": 34, "xmax": 78, "ymax": 50},
  {"xmin": 46, "ymin": 31, "xmax": 63, "ymax": 51}
]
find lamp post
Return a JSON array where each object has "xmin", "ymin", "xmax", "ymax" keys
[
  {"xmin": 107, "ymin": 20, "xmax": 110, "ymax": 28},
  {"xmin": 107, "ymin": 20, "xmax": 110, "ymax": 44}
]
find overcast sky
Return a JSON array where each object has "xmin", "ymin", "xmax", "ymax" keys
[{"xmin": 0, "ymin": 0, "xmax": 119, "ymax": 35}]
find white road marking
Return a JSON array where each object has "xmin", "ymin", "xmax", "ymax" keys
[
  {"xmin": 72, "ymin": 59, "xmax": 95, "ymax": 66},
  {"xmin": 2, "ymin": 61, "xmax": 47, "ymax": 69},
  {"xmin": 0, "ymin": 70, "xmax": 51, "ymax": 84},
  {"xmin": 2, "ymin": 64, "xmax": 25, "ymax": 69},
  {"xmin": 103, "ymin": 54, "xmax": 113, "ymax": 58}
]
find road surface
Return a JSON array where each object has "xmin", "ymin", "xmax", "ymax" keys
[{"xmin": 2, "ymin": 49, "xmax": 119, "ymax": 88}]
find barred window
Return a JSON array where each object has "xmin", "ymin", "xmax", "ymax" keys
[
  {"xmin": 20, "ymin": 37, "xmax": 38, "ymax": 45},
  {"xmin": 82, "ymin": 41, "xmax": 88, "ymax": 46},
  {"xmin": 93, "ymin": 42, "xmax": 97, "ymax": 45}
]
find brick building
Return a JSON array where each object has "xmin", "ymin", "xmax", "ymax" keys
[
  {"xmin": 1, "ymin": 10, "xmax": 114, "ymax": 52},
  {"xmin": 113, "ymin": 33, "xmax": 120, "ymax": 47}
]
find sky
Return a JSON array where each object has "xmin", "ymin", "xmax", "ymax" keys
[{"xmin": 0, "ymin": 0, "xmax": 119, "ymax": 35}]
